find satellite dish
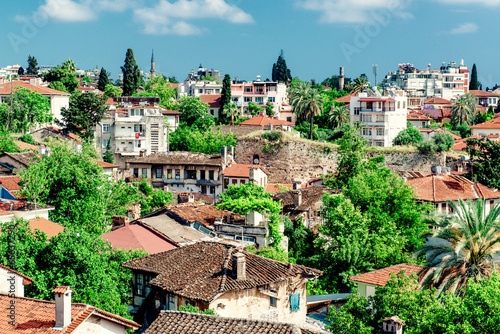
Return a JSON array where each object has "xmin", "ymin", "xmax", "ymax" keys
[{"xmin": 253, "ymin": 158, "xmax": 259, "ymax": 164}]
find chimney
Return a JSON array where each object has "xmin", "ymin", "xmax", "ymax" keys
[
  {"xmin": 249, "ymin": 167, "xmax": 258, "ymax": 184},
  {"xmin": 228, "ymin": 145, "xmax": 234, "ymax": 161},
  {"xmin": 53, "ymin": 286, "xmax": 73, "ymax": 329},
  {"xmin": 293, "ymin": 181, "xmax": 301, "ymax": 190},
  {"xmin": 221, "ymin": 146, "xmax": 227, "ymax": 165},
  {"xmin": 232, "ymin": 252, "xmax": 246, "ymax": 280},
  {"xmin": 39, "ymin": 145, "xmax": 46, "ymax": 156},
  {"xmin": 383, "ymin": 315, "xmax": 405, "ymax": 334},
  {"xmin": 268, "ymin": 123, "xmax": 273, "ymax": 131},
  {"xmin": 112, "ymin": 215, "xmax": 129, "ymax": 230},
  {"xmin": 322, "ymin": 165, "xmax": 328, "ymax": 175},
  {"xmin": 295, "ymin": 190, "xmax": 302, "ymax": 207},
  {"xmin": 188, "ymin": 194, "xmax": 195, "ymax": 203}
]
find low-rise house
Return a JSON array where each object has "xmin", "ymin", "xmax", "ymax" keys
[
  {"xmin": 0, "ymin": 175, "xmax": 21, "ymax": 194},
  {"xmin": 102, "ymin": 216, "xmax": 179, "ymax": 254},
  {"xmin": 122, "ymin": 241, "xmax": 322, "ymax": 326},
  {"xmin": 93, "ymin": 159, "xmax": 119, "ymax": 179},
  {"xmin": 223, "ymin": 164, "xmax": 269, "ymax": 189},
  {"xmin": 469, "ymin": 117, "xmax": 500, "ymax": 136},
  {"xmin": 144, "ymin": 311, "xmax": 327, "ymax": 334},
  {"xmin": 419, "ymin": 128, "xmax": 461, "ymax": 141},
  {"xmin": 163, "ymin": 109, "xmax": 181, "ymax": 132},
  {"xmin": 239, "ymin": 115, "xmax": 294, "ymax": 132},
  {"xmin": 0, "ymin": 186, "xmax": 54, "ymax": 223},
  {"xmin": 272, "ymin": 186, "xmax": 341, "ymax": 230},
  {"xmin": 407, "ymin": 110, "xmax": 431, "ymax": 128},
  {"xmin": 30, "ymin": 126, "xmax": 82, "ymax": 150},
  {"xmin": 405, "ymin": 170, "xmax": 500, "ymax": 214},
  {"xmin": 452, "ymin": 133, "xmax": 499, "ymax": 152},
  {"xmin": 0, "ymin": 81, "xmax": 70, "ymax": 125},
  {"xmin": 0, "ymin": 151, "xmax": 39, "ymax": 175},
  {"xmin": 28, "ymin": 217, "xmax": 65, "ymax": 238},
  {"xmin": 469, "ymin": 90, "xmax": 499, "ymax": 108},
  {"xmin": 0, "ymin": 264, "xmax": 33, "ymax": 297},
  {"xmin": 349, "ymin": 263, "xmax": 424, "ymax": 297},
  {"xmin": 200, "ymin": 94, "xmax": 222, "ymax": 117},
  {"xmin": 0, "ymin": 285, "xmax": 140, "ymax": 333}
]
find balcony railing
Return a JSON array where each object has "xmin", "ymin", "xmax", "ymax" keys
[
  {"xmin": 360, "ymin": 107, "xmax": 395, "ymax": 112},
  {"xmin": 164, "ymin": 177, "xmax": 185, "ymax": 184},
  {"xmin": 196, "ymin": 179, "xmax": 220, "ymax": 186}
]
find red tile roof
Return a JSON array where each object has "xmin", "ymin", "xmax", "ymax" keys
[
  {"xmin": 0, "ymin": 175, "xmax": 21, "ymax": 191},
  {"xmin": 0, "ymin": 81, "xmax": 70, "ymax": 96},
  {"xmin": 333, "ymin": 93, "xmax": 357, "ymax": 103},
  {"xmin": 0, "ymin": 264, "xmax": 33, "ymax": 285},
  {"xmin": 349, "ymin": 263, "xmax": 424, "ymax": 286},
  {"xmin": 162, "ymin": 109, "xmax": 182, "ymax": 115},
  {"xmin": 28, "ymin": 218, "xmax": 65, "ymax": 238},
  {"xmin": 199, "ymin": 94, "xmax": 222, "ymax": 107},
  {"xmin": 407, "ymin": 111, "xmax": 431, "ymax": 121},
  {"xmin": 452, "ymin": 134, "xmax": 500, "ymax": 151},
  {"xmin": 223, "ymin": 164, "xmax": 269, "ymax": 178},
  {"xmin": 102, "ymin": 223, "xmax": 178, "ymax": 254},
  {"xmin": 470, "ymin": 118, "xmax": 500, "ymax": 129},
  {"xmin": 265, "ymin": 183, "xmax": 294, "ymax": 193},
  {"xmin": 92, "ymin": 159, "xmax": 118, "ymax": 168},
  {"xmin": 423, "ymin": 97, "xmax": 451, "ymax": 105},
  {"xmin": 469, "ymin": 90, "xmax": 500, "ymax": 98},
  {"xmin": 105, "ymin": 97, "xmax": 117, "ymax": 105},
  {"xmin": 406, "ymin": 174, "xmax": 500, "ymax": 202},
  {"xmin": 122, "ymin": 241, "xmax": 322, "ymax": 303},
  {"xmin": 239, "ymin": 115, "xmax": 293, "ymax": 127},
  {"xmin": 15, "ymin": 140, "xmax": 39, "ymax": 152},
  {"xmin": 0, "ymin": 294, "xmax": 140, "ymax": 333}
]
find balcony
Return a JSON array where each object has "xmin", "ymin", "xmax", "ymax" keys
[
  {"xmin": 360, "ymin": 107, "xmax": 395, "ymax": 112},
  {"xmin": 164, "ymin": 177, "xmax": 185, "ymax": 184},
  {"xmin": 196, "ymin": 179, "xmax": 220, "ymax": 186}
]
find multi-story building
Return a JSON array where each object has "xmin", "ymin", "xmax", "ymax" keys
[
  {"xmin": 0, "ymin": 64, "xmax": 21, "ymax": 77},
  {"xmin": 95, "ymin": 97, "xmax": 177, "ymax": 164},
  {"xmin": 350, "ymin": 90, "xmax": 408, "ymax": 147},
  {"xmin": 231, "ymin": 79, "xmax": 288, "ymax": 117},
  {"xmin": 179, "ymin": 79, "xmax": 222, "ymax": 97},
  {"xmin": 470, "ymin": 90, "xmax": 499, "ymax": 108},
  {"xmin": 384, "ymin": 60, "xmax": 469, "ymax": 105}
]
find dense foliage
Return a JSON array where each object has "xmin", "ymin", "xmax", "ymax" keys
[
  {"xmin": 26, "ymin": 55, "xmax": 39, "ymax": 75},
  {"xmin": 169, "ymin": 126, "xmax": 237, "ymax": 154},
  {"xmin": 97, "ymin": 67, "xmax": 110, "ymax": 92},
  {"xmin": 272, "ymin": 50, "xmax": 292, "ymax": 83},
  {"xmin": 466, "ymin": 136, "xmax": 500, "ymax": 188},
  {"xmin": 417, "ymin": 132, "xmax": 454, "ymax": 154},
  {"xmin": 393, "ymin": 127, "xmax": 423, "ymax": 146},
  {"xmin": 121, "ymin": 48, "xmax": 141, "ymax": 96},
  {"xmin": 43, "ymin": 60, "xmax": 79, "ymax": 93},
  {"xmin": 219, "ymin": 74, "xmax": 232, "ymax": 123}
]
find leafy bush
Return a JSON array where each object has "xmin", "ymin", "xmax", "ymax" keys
[
  {"xmin": 433, "ymin": 132, "xmax": 454, "ymax": 151},
  {"xmin": 261, "ymin": 130, "xmax": 282, "ymax": 141},
  {"xmin": 393, "ymin": 127, "xmax": 423, "ymax": 146},
  {"xmin": 417, "ymin": 140, "xmax": 437, "ymax": 154},
  {"xmin": 456, "ymin": 123, "xmax": 471, "ymax": 138},
  {"xmin": 19, "ymin": 133, "xmax": 35, "ymax": 144}
]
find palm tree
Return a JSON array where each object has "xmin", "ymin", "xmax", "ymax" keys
[
  {"xmin": 288, "ymin": 82, "xmax": 323, "ymax": 140},
  {"xmin": 413, "ymin": 199, "xmax": 500, "ymax": 296},
  {"xmin": 450, "ymin": 93, "xmax": 477, "ymax": 128},
  {"xmin": 345, "ymin": 76, "xmax": 368, "ymax": 93},
  {"xmin": 223, "ymin": 102, "xmax": 240, "ymax": 125},
  {"xmin": 328, "ymin": 105, "xmax": 349, "ymax": 129}
]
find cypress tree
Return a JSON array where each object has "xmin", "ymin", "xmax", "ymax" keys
[
  {"xmin": 271, "ymin": 50, "xmax": 292, "ymax": 83},
  {"xmin": 219, "ymin": 74, "xmax": 232, "ymax": 123},
  {"xmin": 121, "ymin": 48, "xmax": 141, "ymax": 96},
  {"xmin": 97, "ymin": 67, "xmax": 110, "ymax": 92},
  {"xmin": 469, "ymin": 63, "xmax": 479, "ymax": 91},
  {"xmin": 26, "ymin": 55, "xmax": 39, "ymax": 75}
]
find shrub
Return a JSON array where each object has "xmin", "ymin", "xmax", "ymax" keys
[
  {"xmin": 417, "ymin": 140, "xmax": 437, "ymax": 154},
  {"xmin": 261, "ymin": 130, "xmax": 282, "ymax": 142},
  {"xmin": 433, "ymin": 132, "xmax": 454, "ymax": 151},
  {"xmin": 393, "ymin": 128, "xmax": 423, "ymax": 146},
  {"xmin": 19, "ymin": 133, "xmax": 35, "ymax": 144}
]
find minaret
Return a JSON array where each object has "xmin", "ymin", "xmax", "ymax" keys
[{"xmin": 150, "ymin": 49, "xmax": 156, "ymax": 77}]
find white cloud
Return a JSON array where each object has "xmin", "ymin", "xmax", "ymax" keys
[
  {"xmin": 437, "ymin": 0, "xmax": 500, "ymax": 5},
  {"xmin": 449, "ymin": 22, "xmax": 478, "ymax": 34},
  {"xmin": 295, "ymin": 0, "xmax": 412, "ymax": 24},
  {"xmin": 39, "ymin": 0, "xmax": 97, "ymax": 22},
  {"xmin": 133, "ymin": 0, "xmax": 254, "ymax": 35}
]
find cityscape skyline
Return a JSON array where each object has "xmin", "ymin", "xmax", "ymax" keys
[{"xmin": 1, "ymin": 0, "xmax": 500, "ymax": 88}]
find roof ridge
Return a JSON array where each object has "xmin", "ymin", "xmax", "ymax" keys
[{"xmin": 219, "ymin": 247, "xmax": 235, "ymax": 293}]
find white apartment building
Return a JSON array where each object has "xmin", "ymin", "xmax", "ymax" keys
[
  {"xmin": 350, "ymin": 90, "xmax": 408, "ymax": 147},
  {"xmin": 231, "ymin": 80, "xmax": 288, "ymax": 117},
  {"xmin": 384, "ymin": 60, "xmax": 469, "ymax": 106},
  {"xmin": 178, "ymin": 79, "xmax": 222, "ymax": 97},
  {"xmin": 95, "ymin": 97, "xmax": 176, "ymax": 164},
  {"xmin": 0, "ymin": 64, "xmax": 21, "ymax": 77}
]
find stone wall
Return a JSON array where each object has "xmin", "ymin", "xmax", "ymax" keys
[{"xmin": 235, "ymin": 137, "xmax": 460, "ymax": 184}]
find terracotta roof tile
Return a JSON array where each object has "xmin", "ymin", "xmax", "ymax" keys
[
  {"xmin": 349, "ymin": 263, "xmax": 424, "ymax": 286},
  {"xmin": 145, "ymin": 311, "xmax": 327, "ymax": 334},
  {"xmin": 92, "ymin": 159, "xmax": 118, "ymax": 168},
  {"xmin": 470, "ymin": 118, "xmax": 500, "ymax": 129},
  {"xmin": 333, "ymin": 93, "xmax": 357, "ymax": 103},
  {"xmin": 0, "ymin": 151, "xmax": 40, "ymax": 167},
  {"xmin": 240, "ymin": 115, "xmax": 293, "ymax": 127},
  {"xmin": 122, "ymin": 241, "xmax": 322, "ymax": 303},
  {"xmin": 469, "ymin": 90, "xmax": 500, "ymax": 98},
  {"xmin": 423, "ymin": 97, "xmax": 451, "ymax": 104},
  {"xmin": 0, "ymin": 264, "xmax": 33, "ymax": 285},
  {"xmin": 223, "ymin": 164, "xmax": 269, "ymax": 178},
  {"xmin": 130, "ymin": 151, "xmax": 222, "ymax": 166},
  {"xmin": 0, "ymin": 81, "xmax": 70, "ymax": 96},
  {"xmin": 406, "ymin": 174, "xmax": 500, "ymax": 202},
  {"xmin": 407, "ymin": 111, "xmax": 431, "ymax": 121},
  {"xmin": 28, "ymin": 217, "xmax": 65, "ymax": 238},
  {"xmin": 14, "ymin": 140, "xmax": 39, "ymax": 152},
  {"xmin": 0, "ymin": 175, "xmax": 21, "ymax": 191},
  {"xmin": 199, "ymin": 94, "xmax": 222, "ymax": 107}
]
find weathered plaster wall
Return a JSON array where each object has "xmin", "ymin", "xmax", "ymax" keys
[{"xmin": 235, "ymin": 137, "xmax": 460, "ymax": 184}]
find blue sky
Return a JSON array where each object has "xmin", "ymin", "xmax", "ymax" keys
[{"xmin": 1, "ymin": 0, "xmax": 500, "ymax": 88}]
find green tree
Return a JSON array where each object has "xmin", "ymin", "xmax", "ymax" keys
[
  {"xmin": 466, "ymin": 136, "xmax": 500, "ymax": 188},
  {"xmin": 1, "ymin": 87, "xmax": 51, "ymax": 133},
  {"xmin": 288, "ymin": 81, "xmax": 323, "ymax": 140},
  {"xmin": 0, "ymin": 131, "xmax": 20, "ymax": 154},
  {"xmin": 414, "ymin": 199, "xmax": 500, "ymax": 296},
  {"xmin": 18, "ymin": 67, "xmax": 25, "ymax": 75},
  {"xmin": 134, "ymin": 75, "xmax": 177, "ymax": 109},
  {"xmin": 266, "ymin": 101, "xmax": 275, "ymax": 117},
  {"xmin": 141, "ymin": 189, "xmax": 173, "ymax": 215},
  {"xmin": 470, "ymin": 63, "xmax": 479, "ymax": 91},
  {"xmin": 169, "ymin": 126, "xmax": 237, "ymax": 154},
  {"xmin": 43, "ymin": 62, "xmax": 79, "ymax": 93},
  {"xmin": 59, "ymin": 92, "xmax": 109, "ymax": 142},
  {"xmin": 433, "ymin": 132, "xmax": 454, "ymax": 151},
  {"xmin": 121, "ymin": 48, "xmax": 141, "ymax": 96},
  {"xmin": 26, "ymin": 55, "xmax": 39, "ymax": 75},
  {"xmin": 271, "ymin": 49, "xmax": 292, "ymax": 83},
  {"xmin": 103, "ymin": 137, "xmax": 114, "ymax": 164},
  {"xmin": 178, "ymin": 304, "xmax": 217, "ymax": 315},
  {"xmin": 178, "ymin": 96, "xmax": 211, "ymax": 128},
  {"xmin": 219, "ymin": 74, "xmax": 232, "ymax": 123},
  {"xmin": 223, "ymin": 102, "xmax": 240, "ymax": 125},
  {"xmin": 393, "ymin": 127, "xmax": 423, "ymax": 146},
  {"xmin": 328, "ymin": 105, "xmax": 349, "ymax": 129},
  {"xmin": 450, "ymin": 92, "xmax": 477, "ymax": 128},
  {"xmin": 97, "ymin": 67, "xmax": 110, "ymax": 92},
  {"xmin": 346, "ymin": 76, "xmax": 368, "ymax": 93},
  {"xmin": 104, "ymin": 84, "xmax": 123, "ymax": 98}
]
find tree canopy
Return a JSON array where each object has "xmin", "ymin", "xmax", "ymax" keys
[
  {"xmin": 121, "ymin": 48, "xmax": 141, "ymax": 96},
  {"xmin": 43, "ymin": 61, "xmax": 79, "ymax": 93},
  {"xmin": 26, "ymin": 55, "xmax": 39, "ymax": 75},
  {"xmin": 272, "ymin": 50, "xmax": 292, "ymax": 83},
  {"xmin": 288, "ymin": 81, "xmax": 322, "ymax": 140},
  {"xmin": 393, "ymin": 127, "xmax": 423, "ymax": 146},
  {"xmin": 219, "ymin": 74, "xmax": 232, "ymax": 123},
  {"xmin": 469, "ymin": 63, "xmax": 479, "ymax": 91},
  {"xmin": 97, "ymin": 67, "xmax": 110, "ymax": 92}
]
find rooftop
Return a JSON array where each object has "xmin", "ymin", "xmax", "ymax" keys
[
  {"xmin": 0, "ymin": 264, "xmax": 33, "ymax": 285},
  {"xmin": 122, "ymin": 241, "xmax": 322, "ymax": 303},
  {"xmin": 130, "ymin": 151, "xmax": 223, "ymax": 166},
  {"xmin": 469, "ymin": 90, "xmax": 500, "ymax": 98},
  {"xmin": 92, "ymin": 159, "xmax": 118, "ymax": 168},
  {"xmin": 0, "ymin": 151, "xmax": 40, "ymax": 167},
  {"xmin": 349, "ymin": 263, "xmax": 424, "ymax": 286},
  {"xmin": 199, "ymin": 94, "xmax": 222, "ymax": 107},
  {"xmin": 0, "ymin": 175, "xmax": 21, "ymax": 191},
  {"xmin": 28, "ymin": 217, "xmax": 65, "ymax": 239},
  {"xmin": 405, "ymin": 174, "xmax": 500, "ymax": 202},
  {"xmin": 273, "ymin": 186, "xmax": 341, "ymax": 212},
  {"xmin": 138, "ymin": 215, "xmax": 207, "ymax": 244},
  {"xmin": 239, "ymin": 115, "xmax": 293, "ymax": 127},
  {"xmin": 407, "ymin": 111, "xmax": 431, "ymax": 121},
  {"xmin": 0, "ymin": 80, "xmax": 70, "ymax": 96},
  {"xmin": 144, "ymin": 311, "xmax": 327, "ymax": 334},
  {"xmin": 423, "ymin": 97, "xmax": 451, "ymax": 104},
  {"xmin": 469, "ymin": 118, "xmax": 500, "ymax": 129},
  {"xmin": 223, "ymin": 164, "xmax": 269, "ymax": 178}
]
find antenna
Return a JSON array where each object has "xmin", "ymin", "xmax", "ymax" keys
[{"xmin": 372, "ymin": 64, "xmax": 378, "ymax": 86}]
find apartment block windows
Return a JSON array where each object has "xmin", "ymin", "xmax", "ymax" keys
[
  {"xmin": 142, "ymin": 168, "xmax": 147, "ymax": 178},
  {"xmin": 268, "ymin": 97, "xmax": 275, "ymax": 102},
  {"xmin": 185, "ymin": 170, "xmax": 196, "ymax": 180},
  {"xmin": 244, "ymin": 97, "xmax": 252, "ymax": 102},
  {"xmin": 354, "ymin": 107, "xmax": 360, "ymax": 115},
  {"xmin": 103, "ymin": 124, "xmax": 110, "ymax": 132},
  {"xmin": 362, "ymin": 128, "xmax": 372, "ymax": 136},
  {"xmin": 200, "ymin": 170, "xmax": 206, "ymax": 180},
  {"xmin": 376, "ymin": 128, "xmax": 384, "ymax": 136},
  {"xmin": 134, "ymin": 124, "xmax": 144, "ymax": 133},
  {"xmin": 209, "ymin": 170, "xmax": 214, "ymax": 180},
  {"xmin": 130, "ymin": 109, "xmax": 144, "ymax": 116}
]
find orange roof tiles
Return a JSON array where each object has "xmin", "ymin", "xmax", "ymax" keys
[
  {"xmin": 102, "ymin": 224, "xmax": 178, "ymax": 254},
  {"xmin": 239, "ymin": 115, "xmax": 293, "ymax": 127},
  {"xmin": 15, "ymin": 140, "xmax": 39, "ymax": 152},
  {"xmin": 92, "ymin": 159, "xmax": 118, "ymax": 168},
  {"xmin": 0, "ymin": 175, "xmax": 21, "ymax": 191},
  {"xmin": 199, "ymin": 94, "xmax": 222, "ymax": 107},
  {"xmin": 0, "ymin": 80, "xmax": 70, "ymax": 96},
  {"xmin": 349, "ymin": 263, "xmax": 424, "ymax": 286},
  {"xmin": 0, "ymin": 294, "xmax": 140, "ymax": 333},
  {"xmin": 406, "ymin": 174, "xmax": 500, "ymax": 202},
  {"xmin": 333, "ymin": 93, "xmax": 356, "ymax": 103},
  {"xmin": 423, "ymin": 97, "xmax": 451, "ymax": 104},
  {"xmin": 470, "ymin": 118, "xmax": 500, "ymax": 129},
  {"xmin": 469, "ymin": 90, "xmax": 500, "ymax": 98},
  {"xmin": 29, "ymin": 218, "xmax": 65, "ymax": 238},
  {"xmin": 407, "ymin": 111, "xmax": 431, "ymax": 121},
  {"xmin": 52, "ymin": 286, "xmax": 73, "ymax": 294},
  {"xmin": 0, "ymin": 264, "xmax": 33, "ymax": 285},
  {"xmin": 223, "ymin": 164, "xmax": 269, "ymax": 178}
]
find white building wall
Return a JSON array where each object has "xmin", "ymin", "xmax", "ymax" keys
[
  {"xmin": 49, "ymin": 95, "xmax": 70, "ymax": 125},
  {"xmin": 0, "ymin": 269, "xmax": 25, "ymax": 297},
  {"xmin": 471, "ymin": 127, "xmax": 500, "ymax": 136}
]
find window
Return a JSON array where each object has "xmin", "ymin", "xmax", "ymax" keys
[
  {"xmin": 133, "ymin": 168, "xmax": 139, "ymax": 178},
  {"xmin": 135, "ymin": 140, "xmax": 141, "ymax": 148},
  {"xmin": 361, "ymin": 115, "xmax": 371, "ymax": 122},
  {"xmin": 131, "ymin": 109, "xmax": 144, "ymax": 116},
  {"xmin": 156, "ymin": 168, "xmax": 162, "ymax": 179},
  {"xmin": 268, "ymin": 97, "xmax": 275, "ymax": 103},
  {"xmin": 232, "ymin": 179, "xmax": 238, "ymax": 185},
  {"xmin": 490, "ymin": 200, "xmax": 495, "ymax": 209},
  {"xmin": 362, "ymin": 128, "xmax": 372, "ymax": 136},
  {"xmin": 224, "ymin": 179, "xmax": 229, "ymax": 189},
  {"xmin": 287, "ymin": 117, "xmax": 292, "ymax": 122},
  {"xmin": 144, "ymin": 274, "xmax": 152, "ymax": 296},
  {"xmin": 244, "ymin": 97, "xmax": 252, "ymax": 102},
  {"xmin": 270, "ymin": 296, "xmax": 277, "ymax": 307},
  {"xmin": 209, "ymin": 170, "xmax": 214, "ymax": 180},
  {"xmin": 354, "ymin": 107, "xmax": 360, "ymax": 115},
  {"xmin": 134, "ymin": 124, "xmax": 144, "ymax": 133},
  {"xmin": 441, "ymin": 203, "xmax": 446, "ymax": 212},
  {"xmin": 142, "ymin": 168, "xmax": 147, "ymax": 178},
  {"xmin": 175, "ymin": 169, "xmax": 181, "ymax": 179},
  {"xmin": 135, "ymin": 274, "xmax": 143, "ymax": 296},
  {"xmin": 167, "ymin": 169, "xmax": 173, "ymax": 179},
  {"xmin": 210, "ymin": 186, "xmax": 215, "ymax": 194},
  {"xmin": 103, "ymin": 124, "xmax": 110, "ymax": 132},
  {"xmin": 103, "ymin": 139, "xmax": 109, "ymax": 148},
  {"xmin": 255, "ymin": 97, "xmax": 263, "ymax": 104},
  {"xmin": 289, "ymin": 293, "xmax": 300, "ymax": 312},
  {"xmin": 200, "ymin": 170, "xmax": 206, "ymax": 180},
  {"xmin": 201, "ymin": 185, "xmax": 207, "ymax": 194},
  {"xmin": 185, "ymin": 170, "xmax": 196, "ymax": 179},
  {"xmin": 376, "ymin": 128, "xmax": 384, "ymax": 136},
  {"xmin": 161, "ymin": 293, "xmax": 176, "ymax": 311}
]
